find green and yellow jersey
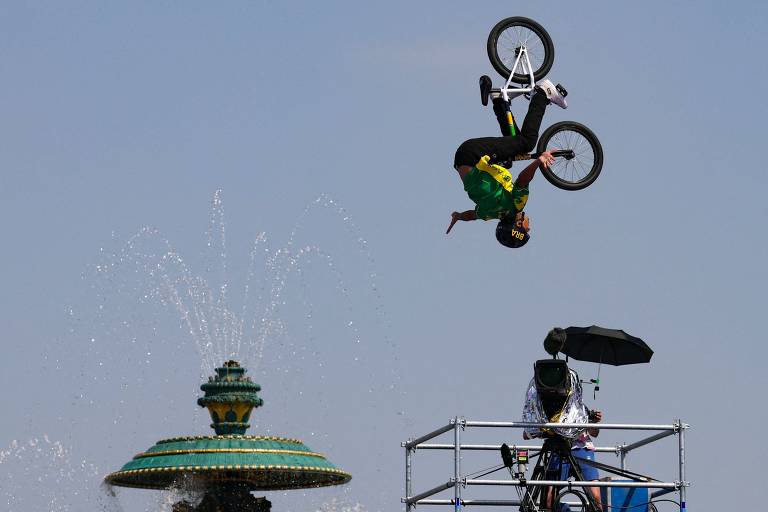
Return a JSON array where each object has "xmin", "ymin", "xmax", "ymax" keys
[{"xmin": 463, "ymin": 157, "xmax": 529, "ymax": 220}]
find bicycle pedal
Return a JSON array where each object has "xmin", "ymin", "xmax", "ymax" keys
[
  {"xmin": 556, "ymin": 83, "xmax": 568, "ymax": 97},
  {"xmin": 479, "ymin": 75, "xmax": 492, "ymax": 106}
]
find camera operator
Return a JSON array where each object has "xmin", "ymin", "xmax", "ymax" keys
[
  {"xmin": 521, "ymin": 328, "xmax": 605, "ymax": 511},
  {"xmin": 523, "ymin": 409, "xmax": 603, "ymax": 511}
]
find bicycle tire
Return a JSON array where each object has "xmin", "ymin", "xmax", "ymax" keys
[
  {"xmin": 487, "ymin": 17, "xmax": 554, "ymax": 83},
  {"xmin": 537, "ymin": 121, "xmax": 603, "ymax": 191}
]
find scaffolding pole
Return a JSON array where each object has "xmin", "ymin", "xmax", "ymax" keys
[
  {"xmin": 454, "ymin": 417, "xmax": 462, "ymax": 511},
  {"xmin": 417, "ymin": 500, "xmax": 521, "ymax": 507},
  {"xmin": 465, "ymin": 421, "xmax": 676, "ymax": 431},
  {"xmin": 620, "ymin": 443, "xmax": 627, "ymax": 471},
  {"xmin": 679, "ymin": 419, "xmax": 688, "ymax": 512},
  {"xmin": 405, "ymin": 443, "xmax": 412, "ymax": 512},
  {"xmin": 416, "ymin": 443, "xmax": 618, "ymax": 453},
  {"xmin": 623, "ymin": 429, "xmax": 677, "ymax": 453},
  {"xmin": 404, "ymin": 481, "xmax": 455, "ymax": 505},
  {"xmin": 415, "ymin": 499, "xmax": 587, "ymax": 507},
  {"xmin": 405, "ymin": 423, "xmax": 455, "ymax": 450},
  {"xmin": 465, "ymin": 479, "xmax": 678, "ymax": 489}
]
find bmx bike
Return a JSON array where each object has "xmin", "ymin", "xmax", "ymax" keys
[{"xmin": 484, "ymin": 17, "xmax": 603, "ymax": 191}]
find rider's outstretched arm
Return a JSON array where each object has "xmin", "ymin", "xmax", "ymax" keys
[
  {"xmin": 515, "ymin": 151, "xmax": 555, "ymax": 187},
  {"xmin": 446, "ymin": 210, "xmax": 477, "ymax": 234}
]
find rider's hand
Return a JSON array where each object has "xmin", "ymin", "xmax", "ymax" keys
[
  {"xmin": 446, "ymin": 212, "xmax": 460, "ymax": 234},
  {"xmin": 589, "ymin": 410, "xmax": 603, "ymax": 423},
  {"xmin": 538, "ymin": 150, "xmax": 556, "ymax": 169}
]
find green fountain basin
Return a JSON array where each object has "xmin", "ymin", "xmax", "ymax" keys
[{"xmin": 105, "ymin": 434, "xmax": 351, "ymax": 491}]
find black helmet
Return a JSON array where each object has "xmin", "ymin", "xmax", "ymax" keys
[{"xmin": 496, "ymin": 214, "xmax": 530, "ymax": 248}]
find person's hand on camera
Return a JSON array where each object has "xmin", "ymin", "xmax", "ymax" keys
[{"xmin": 587, "ymin": 409, "xmax": 602, "ymax": 437}]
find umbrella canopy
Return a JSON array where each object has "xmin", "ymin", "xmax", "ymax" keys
[{"xmin": 562, "ymin": 326, "xmax": 653, "ymax": 366}]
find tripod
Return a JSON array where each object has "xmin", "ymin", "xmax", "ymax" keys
[{"xmin": 502, "ymin": 436, "xmax": 601, "ymax": 512}]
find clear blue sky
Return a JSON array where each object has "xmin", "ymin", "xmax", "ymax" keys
[{"xmin": 1, "ymin": 1, "xmax": 767, "ymax": 510}]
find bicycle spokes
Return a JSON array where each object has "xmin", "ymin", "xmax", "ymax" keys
[
  {"xmin": 498, "ymin": 26, "xmax": 547, "ymax": 78},
  {"xmin": 537, "ymin": 122, "xmax": 604, "ymax": 190},
  {"xmin": 545, "ymin": 130, "xmax": 597, "ymax": 184},
  {"xmin": 487, "ymin": 17, "xmax": 555, "ymax": 84}
]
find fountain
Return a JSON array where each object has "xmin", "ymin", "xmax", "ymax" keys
[
  {"xmin": 105, "ymin": 360, "xmax": 351, "ymax": 511},
  {"xmin": 39, "ymin": 191, "xmax": 397, "ymax": 510}
]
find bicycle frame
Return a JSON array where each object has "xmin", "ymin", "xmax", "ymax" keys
[
  {"xmin": 498, "ymin": 45, "xmax": 537, "ymax": 102},
  {"xmin": 489, "ymin": 44, "xmax": 538, "ymax": 147}
]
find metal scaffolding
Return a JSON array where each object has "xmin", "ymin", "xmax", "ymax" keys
[{"xmin": 402, "ymin": 418, "xmax": 689, "ymax": 511}]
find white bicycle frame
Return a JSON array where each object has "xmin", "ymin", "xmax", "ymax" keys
[{"xmin": 499, "ymin": 45, "xmax": 537, "ymax": 103}]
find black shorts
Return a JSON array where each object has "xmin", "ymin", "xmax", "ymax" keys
[
  {"xmin": 454, "ymin": 135, "xmax": 537, "ymax": 168},
  {"xmin": 454, "ymin": 92, "xmax": 547, "ymax": 168}
]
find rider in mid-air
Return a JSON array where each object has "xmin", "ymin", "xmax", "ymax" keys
[{"xmin": 446, "ymin": 76, "xmax": 568, "ymax": 248}]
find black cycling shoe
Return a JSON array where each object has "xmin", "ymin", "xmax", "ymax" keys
[{"xmin": 479, "ymin": 75, "xmax": 492, "ymax": 106}]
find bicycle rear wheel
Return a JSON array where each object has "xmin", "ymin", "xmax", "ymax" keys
[
  {"xmin": 487, "ymin": 17, "xmax": 554, "ymax": 84},
  {"xmin": 537, "ymin": 121, "xmax": 603, "ymax": 191}
]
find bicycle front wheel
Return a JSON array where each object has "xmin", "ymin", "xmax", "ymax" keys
[
  {"xmin": 537, "ymin": 122, "xmax": 603, "ymax": 191},
  {"xmin": 487, "ymin": 17, "xmax": 554, "ymax": 84}
]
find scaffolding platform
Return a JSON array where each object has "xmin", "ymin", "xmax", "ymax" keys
[{"xmin": 401, "ymin": 418, "xmax": 690, "ymax": 511}]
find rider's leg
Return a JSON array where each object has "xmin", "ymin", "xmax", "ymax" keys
[
  {"xmin": 514, "ymin": 90, "xmax": 548, "ymax": 153},
  {"xmin": 465, "ymin": 91, "xmax": 547, "ymax": 164},
  {"xmin": 492, "ymin": 97, "xmax": 519, "ymax": 137},
  {"xmin": 453, "ymin": 90, "xmax": 547, "ymax": 170}
]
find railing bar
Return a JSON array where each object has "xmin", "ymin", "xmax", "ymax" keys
[
  {"xmin": 465, "ymin": 479, "xmax": 678, "ymax": 489},
  {"xmin": 651, "ymin": 488, "xmax": 677, "ymax": 499},
  {"xmin": 417, "ymin": 500, "xmax": 522, "ymax": 506},
  {"xmin": 405, "ymin": 423, "xmax": 455, "ymax": 449},
  {"xmin": 415, "ymin": 499, "xmax": 603, "ymax": 506},
  {"xmin": 405, "ymin": 481, "xmax": 455, "ymax": 504},
  {"xmin": 623, "ymin": 429, "xmax": 676, "ymax": 453},
  {"xmin": 465, "ymin": 421, "xmax": 676, "ymax": 430},
  {"xmin": 459, "ymin": 500, "xmax": 523, "ymax": 506},
  {"xmin": 418, "ymin": 443, "xmax": 616, "ymax": 453}
]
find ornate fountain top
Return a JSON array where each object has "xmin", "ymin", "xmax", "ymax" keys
[
  {"xmin": 198, "ymin": 360, "xmax": 264, "ymax": 435},
  {"xmin": 105, "ymin": 361, "xmax": 351, "ymax": 494}
]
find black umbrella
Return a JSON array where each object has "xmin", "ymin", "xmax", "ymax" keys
[{"xmin": 562, "ymin": 325, "xmax": 653, "ymax": 366}]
